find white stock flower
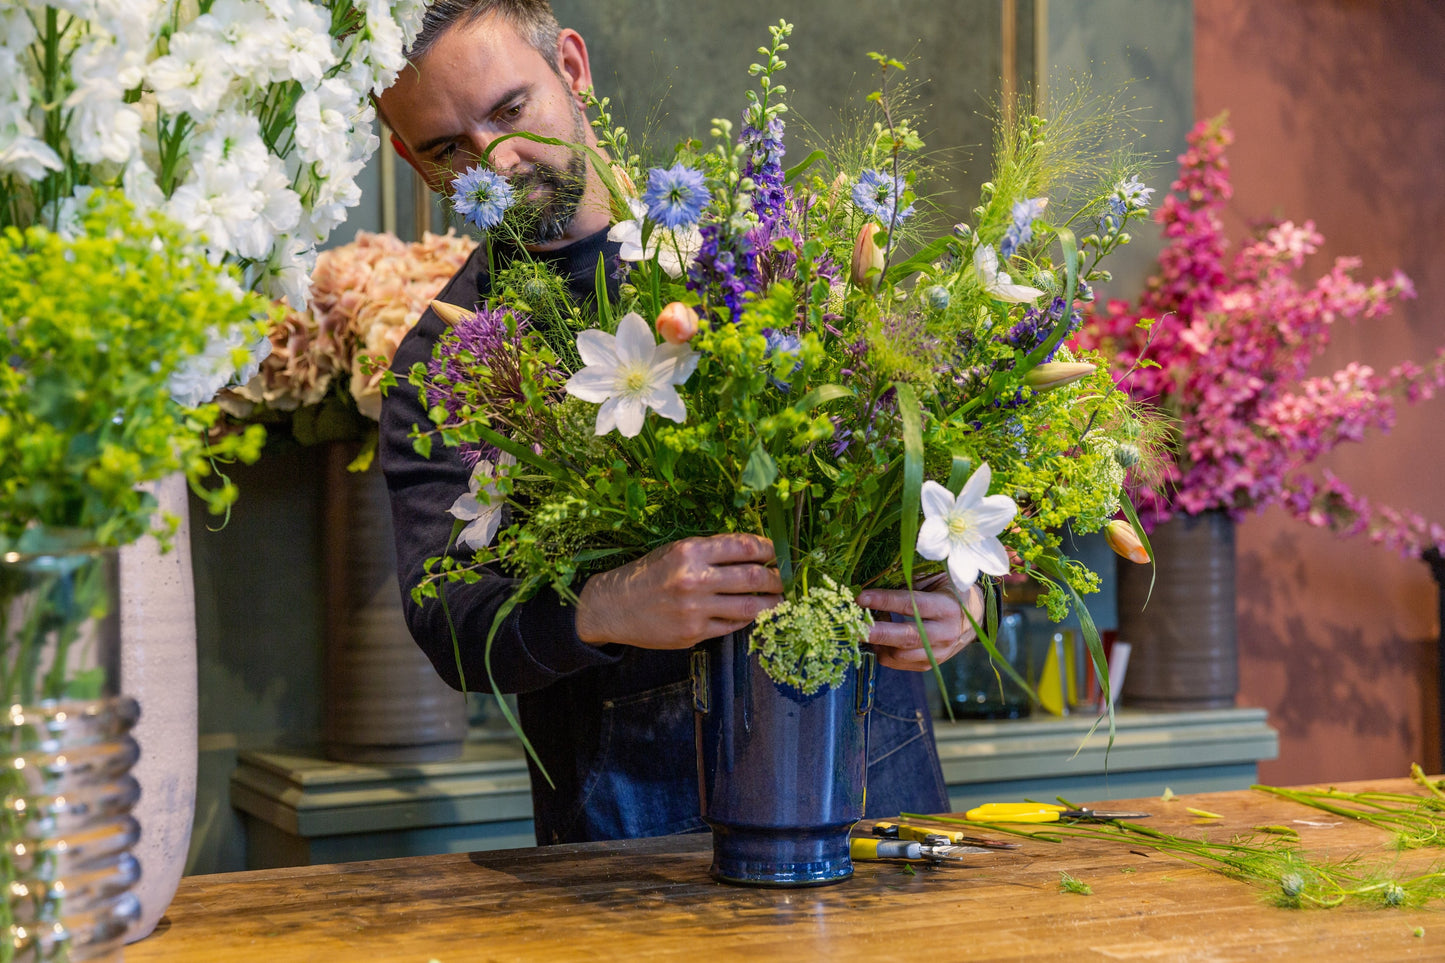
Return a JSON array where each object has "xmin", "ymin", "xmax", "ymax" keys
[
  {"xmin": 165, "ymin": 162, "xmax": 266, "ymax": 260},
  {"xmin": 973, "ymin": 244, "xmax": 1044, "ymax": 303},
  {"xmin": 66, "ymin": 79, "xmax": 143, "ymax": 164},
  {"xmin": 449, "ymin": 453, "xmax": 516, "ymax": 550},
  {"xmin": 565, "ymin": 311, "xmax": 699, "ymax": 438},
  {"xmin": 170, "ymin": 323, "xmax": 273, "ymax": 408},
  {"xmin": 0, "ymin": 124, "xmax": 64, "ymax": 181},
  {"xmin": 149, "ymin": 30, "xmax": 234, "ymax": 117},
  {"xmin": 294, "ymin": 78, "xmax": 355, "ymax": 170},
  {"xmin": 916, "ymin": 464, "xmax": 1017, "ymax": 596},
  {"xmin": 275, "ymin": 1, "xmax": 336, "ymax": 88},
  {"xmin": 256, "ymin": 234, "xmax": 316, "ymax": 309},
  {"xmin": 194, "ymin": 111, "xmax": 272, "ymax": 174}
]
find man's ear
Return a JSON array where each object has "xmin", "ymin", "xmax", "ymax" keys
[
  {"xmin": 390, "ymin": 132, "xmax": 443, "ymax": 192},
  {"xmin": 555, "ymin": 28, "xmax": 593, "ymax": 103},
  {"xmin": 391, "ymin": 132, "xmax": 416, "ymax": 165}
]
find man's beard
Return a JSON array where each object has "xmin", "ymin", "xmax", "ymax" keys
[
  {"xmin": 509, "ymin": 150, "xmax": 587, "ymax": 245},
  {"xmin": 509, "ymin": 108, "xmax": 590, "ymax": 245}
]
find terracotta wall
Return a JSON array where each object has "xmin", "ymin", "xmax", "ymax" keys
[{"xmin": 1193, "ymin": 1, "xmax": 1445, "ymax": 785}]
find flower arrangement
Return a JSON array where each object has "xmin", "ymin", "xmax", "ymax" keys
[
  {"xmin": 405, "ymin": 23, "xmax": 1162, "ymax": 696},
  {"xmin": 223, "ymin": 229, "xmax": 476, "ymax": 452},
  {"xmin": 1072, "ymin": 114, "xmax": 1445, "ymax": 557},
  {"xmin": 1, "ymin": 0, "xmax": 423, "ymax": 308},
  {"xmin": 0, "ymin": 190, "xmax": 269, "ymax": 679}
]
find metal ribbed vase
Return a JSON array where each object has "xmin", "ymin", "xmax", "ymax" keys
[
  {"xmin": 692, "ymin": 632, "xmax": 875, "ymax": 887},
  {"xmin": 1117, "ymin": 510, "xmax": 1238, "ymax": 710},
  {"xmin": 2, "ymin": 541, "xmax": 142, "ymax": 962}
]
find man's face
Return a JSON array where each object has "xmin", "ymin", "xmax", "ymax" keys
[{"xmin": 379, "ymin": 15, "xmax": 609, "ymax": 249}]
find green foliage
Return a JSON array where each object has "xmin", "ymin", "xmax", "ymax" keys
[
  {"xmin": 413, "ymin": 22, "xmax": 1165, "ymax": 691},
  {"xmin": 0, "ymin": 191, "xmax": 269, "ymax": 551}
]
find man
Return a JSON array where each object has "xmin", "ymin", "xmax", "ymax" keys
[{"xmin": 377, "ymin": 0, "xmax": 984, "ymax": 845}]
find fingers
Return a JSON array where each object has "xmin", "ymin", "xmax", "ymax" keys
[
  {"xmin": 861, "ymin": 583, "xmax": 984, "ymax": 674},
  {"xmin": 682, "ymin": 532, "xmax": 778, "ymax": 566}
]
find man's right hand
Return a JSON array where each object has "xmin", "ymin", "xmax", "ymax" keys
[{"xmin": 574, "ymin": 534, "xmax": 784, "ymax": 649}]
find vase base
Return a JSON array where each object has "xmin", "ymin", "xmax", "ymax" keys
[
  {"xmin": 706, "ymin": 823, "xmax": 855, "ymax": 887},
  {"xmin": 1120, "ymin": 695, "xmax": 1237, "ymax": 711},
  {"xmin": 322, "ymin": 739, "xmax": 465, "ymax": 765}
]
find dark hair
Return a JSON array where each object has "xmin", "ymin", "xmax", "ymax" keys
[{"xmin": 407, "ymin": 0, "xmax": 562, "ymax": 66}]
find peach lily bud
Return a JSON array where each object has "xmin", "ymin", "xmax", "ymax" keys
[
  {"xmin": 429, "ymin": 299, "xmax": 472, "ymax": 326},
  {"xmin": 851, "ymin": 222, "xmax": 886, "ymax": 289},
  {"xmin": 1105, "ymin": 519, "xmax": 1150, "ymax": 564},
  {"xmin": 654, "ymin": 301, "xmax": 700, "ymax": 345},
  {"xmin": 1024, "ymin": 361, "xmax": 1096, "ymax": 391}
]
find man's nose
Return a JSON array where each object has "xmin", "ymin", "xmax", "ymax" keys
[{"xmin": 468, "ymin": 132, "xmax": 522, "ymax": 174}]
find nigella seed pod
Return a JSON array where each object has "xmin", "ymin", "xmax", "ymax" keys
[
  {"xmin": 1280, "ymin": 872, "xmax": 1305, "ymax": 901},
  {"xmin": 655, "ymin": 301, "xmax": 700, "ymax": 344},
  {"xmin": 851, "ymin": 222, "xmax": 886, "ymax": 290},
  {"xmin": 923, "ymin": 285, "xmax": 950, "ymax": 312},
  {"xmin": 1114, "ymin": 443, "xmax": 1141, "ymax": 469}
]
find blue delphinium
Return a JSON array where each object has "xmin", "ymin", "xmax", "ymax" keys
[
  {"xmin": 1000, "ymin": 196, "xmax": 1047, "ymax": 259},
  {"xmin": 450, "ymin": 167, "xmax": 515, "ymax": 232},
  {"xmin": 643, "ymin": 164, "xmax": 712, "ymax": 229},
  {"xmin": 1101, "ymin": 175, "xmax": 1155, "ymax": 232},
  {"xmin": 742, "ymin": 116, "xmax": 788, "ymax": 220},
  {"xmin": 851, "ymin": 169, "xmax": 915, "ymax": 224}
]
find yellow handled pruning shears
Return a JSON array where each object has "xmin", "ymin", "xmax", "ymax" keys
[{"xmin": 964, "ymin": 802, "xmax": 1152, "ymax": 823}]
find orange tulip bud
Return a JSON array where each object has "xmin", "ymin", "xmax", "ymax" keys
[
  {"xmin": 1105, "ymin": 519, "xmax": 1150, "ymax": 564},
  {"xmin": 851, "ymin": 222, "xmax": 886, "ymax": 289},
  {"xmin": 655, "ymin": 301, "xmax": 700, "ymax": 345},
  {"xmin": 1024, "ymin": 361, "xmax": 1096, "ymax": 391},
  {"xmin": 429, "ymin": 299, "xmax": 472, "ymax": 326}
]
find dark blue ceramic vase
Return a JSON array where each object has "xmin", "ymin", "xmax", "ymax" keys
[{"xmin": 692, "ymin": 631, "xmax": 876, "ymax": 886}]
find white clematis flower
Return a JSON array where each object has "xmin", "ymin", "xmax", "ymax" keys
[
  {"xmin": 449, "ymin": 452, "xmax": 516, "ymax": 550},
  {"xmin": 565, "ymin": 311, "xmax": 699, "ymax": 438},
  {"xmin": 973, "ymin": 243, "xmax": 1044, "ymax": 303},
  {"xmin": 608, "ymin": 198, "xmax": 703, "ymax": 279},
  {"xmin": 916, "ymin": 463, "xmax": 1018, "ymax": 596}
]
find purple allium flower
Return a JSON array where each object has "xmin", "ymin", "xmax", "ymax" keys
[
  {"xmin": 643, "ymin": 163, "xmax": 711, "ymax": 229},
  {"xmin": 1000, "ymin": 196, "xmax": 1047, "ymax": 259},
  {"xmin": 852, "ymin": 169, "xmax": 915, "ymax": 224},
  {"xmin": 428, "ymin": 304, "xmax": 536, "ymax": 463},
  {"xmin": 450, "ymin": 167, "xmax": 514, "ymax": 232}
]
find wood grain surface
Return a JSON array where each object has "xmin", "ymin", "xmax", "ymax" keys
[{"xmin": 128, "ymin": 778, "xmax": 1445, "ymax": 962}]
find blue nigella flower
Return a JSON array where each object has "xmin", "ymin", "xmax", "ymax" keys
[
  {"xmin": 764, "ymin": 329, "xmax": 804, "ymax": 391},
  {"xmin": 450, "ymin": 166, "xmax": 514, "ymax": 232},
  {"xmin": 644, "ymin": 164, "xmax": 711, "ymax": 229},
  {"xmin": 1000, "ymin": 196, "xmax": 1047, "ymax": 259},
  {"xmin": 851, "ymin": 169, "xmax": 915, "ymax": 224}
]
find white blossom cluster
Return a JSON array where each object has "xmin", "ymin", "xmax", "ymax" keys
[{"xmin": 0, "ymin": 0, "xmax": 425, "ymax": 311}]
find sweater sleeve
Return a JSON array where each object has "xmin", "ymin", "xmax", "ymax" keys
[{"xmin": 379, "ymin": 303, "xmax": 624, "ymax": 695}]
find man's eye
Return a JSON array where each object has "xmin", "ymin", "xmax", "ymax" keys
[{"xmin": 503, "ymin": 103, "xmax": 523, "ymax": 121}]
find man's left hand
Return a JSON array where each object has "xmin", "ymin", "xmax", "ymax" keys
[{"xmin": 857, "ymin": 576, "xmax": 985, "ymax": 672}]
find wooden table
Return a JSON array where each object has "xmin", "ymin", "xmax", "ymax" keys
[{"xmin": 130, "ymin": 778, "xmax": 1445, "ymax": 962}]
